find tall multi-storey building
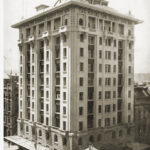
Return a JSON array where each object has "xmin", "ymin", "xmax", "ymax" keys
[
  {"xmin": 9, "ymin": 0, "xmax": 141, "ymax": 149},
  {"xmin": 4, "ymin": 74, "xmax": 18, "ymax": 136}
]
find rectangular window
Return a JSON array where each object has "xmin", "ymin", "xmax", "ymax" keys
[
  {"xmin": 105, "ymin": 118, "xmax": 110, "ymax": 126},
  {"xmin": 79, "ymin": 122, "xmax": 83, "ymax": 131},
  {"xmin": 63, "ymin": 77, "xmax": 66, "ymax": 86},
  {"xmin": 99, "ymin": 50, "xmax": 102, "ymax": 58},
  {"xmin": 128, "ymin": 103, "xmax": 131, "ymax": 110},
  {"xmin": 63, "ymin": 48, "xmax": 67, "ymax": 57},
  {"xmin": 99, "ymin": 91, "xmax": 102, "ymax": 99},
  {"xmin": 98, "ymin": 105, "xmax": 101, "ymax": 113},
  {"xmin": 105, "ymin": 91, "xmax": 111, "ymax": 99},
  {"xmin": 32, "ymin": 66, "xmax": 34, "ymax": 74},
  {"xmin": 32, "ymin": 78, "xmax": 34, "ymax": 87},
  {"xmin": 113, "ymin": 117, "xmax": 116, "ymax": 125},
  {"xmin": 128, "ymin": 115, "xmax": 131, "ymax": 123},
  {"xmin": 99, "ymin": 37, "xmax": 102, "ymax": 45},
  {"xmin": 32, "ymin": 54, "xmax": 34, "ymax": 62},
  {"xmin": 113, "ymin": 52, "xmax": 116, "ymax": 60},
  {"xmin": 80, "ymin": 63, "xmax": 84, "ymax": 71},
  {"xmin": 113, "ymin": 65, "xmax": 116, "ymax": 73},
  {"xmin": 128, "ymin": 78, "xmax": 131, "ymax": 86},
  {"xmin": 128, "ymin": 91, "xmax": 131, "ymax": 98},
  {"xmin": 80, "ymin": 48, "xmax": 84, "ymax": 57},
  {"xmin": 99, "ymin": 64, "xmax": 102, "ymax": 72},
  {"xmin": 98, "ymin": 119, "xmax": 101, "ymax": 127},
  {"xmin": 46, "ymin": 91, "xmax": 49, "ymax": 98},
  {"xmin": 129, "ymin": 54, "xmax": 132, "ymax": 61},
  {"xmin": 46, "ymin": 64, "xmax": 49, "ymax": 73},
  {"xmin": 105, "ymin": 78, "xmax": 111, "ymax": 86},
  {"xmin": 80, "ymin": 34, "xmax": 84, "ymax": 42},
  {"xmin": 32, "ymin": 102, "xmax": 34, "ymax": 109},
  {"xmin": 63, "ymin": 107, "xmax": 66, "ymax": 114},
  {"xmin": 32, "ymin": 90, "xmax": 34, "ymax": 98},
  {"xmin": 63, "ymin": 121, "xmax": 66, "ymax": 130},
  {"xmin": 113, "ymin": 78, "xmax": 116, "ymax": 86},
  {"xmin": 79, "ymin": 92, "xmax": 83, "ymax": 101},
  {"xmin": 46, "ymin": 104, "xmax": 49, "ymax": 111},
  {"xmin": 79, "ymin": 107, "xmax": 83, "ymax": 115},
  {"xmin": 113, "ymin": 91, "xmax": 116, "ymax": 98},
  {"xmin": 113, "ymin": 104, "xmax": 116, "ymax": 112},
  {"xmin": 46, "ymin": 51, "xmax": 49, "ymax": 60},
  {"xmin": 128, "ymin": 66, "xmax": 132, "ymax": 74},
  {"xmin": 46, "ymin": 78, "xmax": 49, "ymax": 86},
  {"xmin": 99, "ymin": 78, "xmax": 102, "ymax": 86},
  {"xmin": 46, "ymin": 117, "xmax": 49, "ymax": 125},
  {"xmin": 63, "ymin": 63, "xmax": 66, "ymax": 72},
  {"xmin": 105, "ymin": 105, "xmax": 111, "ymax": 113},
  {"xmin": 63, "ymin": 92, "xmax": 66, "ymax": 100},
  {"xmin": 79, "ymin": 78, "xmax": 83, "ymax": 86}
]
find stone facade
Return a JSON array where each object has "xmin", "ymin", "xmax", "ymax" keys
[{"xmin": 12, "ymin": 0, "xmax": 141, "ymax": 149}]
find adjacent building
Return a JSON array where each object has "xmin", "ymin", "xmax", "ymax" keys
[
  {"xmin": 134, "ymin": 85, "xmax": 150, "ymax": 144},
  {"xmin": 8, "ymin": 0, "xmax": 142, "ymax": 149},
  {"xmin": 4, "ymin": 73, "xmax": 18, "ymax": 136}
]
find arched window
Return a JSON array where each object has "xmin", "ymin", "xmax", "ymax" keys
[
  {"xmin": 89, "ymin": 135, "xmax": 94, "ymax": 143},
  {"xmin": 119, "ymin": 130, "xmax": 123, "ymax": 137},
  {"xmin": 78, "ymin": 138, "xmax": 82, "ymax": 145},
  {"xmin": 54, "ymin": 134, "xmax": 58, "ymax": 142},
  {"xmin": 26, "ymin": 126, "xmax": 29, "ymax": 132},
  {"xmin": 79, "ymin": 18, "xmax": 84, "ymax": 26},
  {"xmin": 63, "ymin": 137, "xmax": 67, "ymax": 145},
  {"xmin": 39, "ymin": 130, "xmax": 42, "ymax": 136},
  {"xmin": 112, "ymin": 131, "xmax": 116, "ymax": 139}
]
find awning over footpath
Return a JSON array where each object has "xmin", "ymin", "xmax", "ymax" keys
[{"xmin": 4, "ymin": 136, "xmax": 49, "ymax": 150}]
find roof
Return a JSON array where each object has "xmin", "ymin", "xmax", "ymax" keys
[
  {"xmin": 4, "ymin": 136, "xmax": 49, "ymax": 150},
  {"xmin": 12, "ymin": 0, "xmax": 142, "ymax": 28}
]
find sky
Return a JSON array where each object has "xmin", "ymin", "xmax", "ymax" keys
[{"xmin": 3, "ymin": 0, "xmax": 150, "ymax": 73}]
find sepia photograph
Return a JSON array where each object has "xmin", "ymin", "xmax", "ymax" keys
[{"xmin": 3, "ymin": 0, "xmax": 150, "ymax": 149}]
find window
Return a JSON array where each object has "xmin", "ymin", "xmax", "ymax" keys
[
  {"xmin": 46, "ymin": 51, "xmax": 49, "ymax": 60},
  {"xmin": 78, "ymin": 138, "xmax": 82, "ymax": 145},
  {"xmin": 79, "ymin": 18, "xmax": 83, "ymax": 26},
  {"xmin": 105, "ymin": 64, "xmax": 111, "ymax": 73},
  {"xmin": 32, "ymin": 66, "xmax": 34, "ymax": 74},
  {"xmin": 63, "ymin": 48, "xmax": 67, "ymax": 57},
  {"xmin": 79, "ymin": 92, "xmax": 83, "ymax": 101},
  {"xmin": 63, "ymin": 63, "xmax": 66, "ymax": 72},
  {"xmin": 32, "ymin": 90, "xmax": 34, "ymax": 98},
  {"xmin": 46, "ymin": 104, "xmax": 49, "ymax": 111},
  {"xmin": 113, "ymin": 104, "xmax": 116, "ymax": 112},
  {"xmin": 39, "ymin": 130, "xmax": 42, "ymax": 136},
  {"xmin": 46, "ymin": 91, "xmax": 49, "ymax": 98},
  {"xmin": 128, "ymin": 91, "xmax": 131, "ymax": 98},
  {"xmin": 63, "ymin": 77, "xmax": 66, "ymax": 86},
  {"xmin": 54, "ymin": 134, "xmax": 58, "ymax": 142},
  {"xmin": 114, "ymin": 52, "xmax": 116, "ymax": 60},
  {"xmin": 128, "ymin": 103, "xmax": 131, "ymax": 110},
  {"xmin": 26, "ymin": 126, "xmax": 29, "ymax": 132},
  {"xmin": 97, "ymin": 134, "xmax": 101, "ymax": 141},
  {"xmin": 113, "ymin": 65, "xmax": 116, "ymax": 73},
  {"xmin": 99, "ymin": 64, "xmax": 102, "ymax": 72},
  {"xmin": 128, "ymin": 78, "xmax": 131, "ymax": 86},
  {"xmin": 79, "ymin": 107, "xmax": 83, "ymax": 115},
  {"xmin": 99, "ymin": 50, "xmax": 102, "ymax": 58},
  {"xmin": 105, "ymin": 105, "xmax": 111, "ymax": 113},
  {"xmin": 20, "ymin": 56, "xmax": 23, "ymax": 64},
  {"xmin": 63, "ymin": 34, "xmax": 67, "ymax": 42},
  {"xmin": 113, "ymin": 78, "xmax": 116, "ymax": 86},
  {"xmin": 105, "ymin": 51, "xmax": 111, "ymax": 60},
  {"xmin": 128, "ymin": 66, "xmax": 132, "ymax": 74},
  {"xmin": 80, "ymin": 63, "xmax": 84, "ymax": 71},
  {"xmin": 99, "ymin": 91, "xmax": 102, "ymax": 99},
  {"xmin": 63, "ymin": 107, "xmax": 66, "ymax": 114},
  {"xmin": 119, "ymin": 24, "xmax": 124, "ymax": 35},
  {"xmin": 105, "ymin": 91, "xmax": 111, "ymax": 99},
  {"xmin": 46, "ymin": 78, "xmax": 49, "ymax": 86},
  {"xmin": 113, "ymin": 117, "xmax": 116, "ymax": 125},
  {"xmin": 98, "ymin": 119, "xmax": 101, "ymax": 127},
  {"xmin": 99, "ymin": 78, "xmax": 102, "ymax": 86},
  {"xmin": 63, "ymin": 92, "xmax": 66, "ymax": 100},
  {"xmin": 128, "ymin": 115, "xmax": 131, "ymax": 123},
  {"xmin": 32, "ymin": 54, "xmax": 34, "ymax": 62},
  {"xmin": 129, "ymin": 54, "xmax": 132, "ymax": 61},
  {"xmin": 79, "ymin": 78, "xmax": 83, "ymax": 86},
  {"xmin": 98, "ymin": 105, "xmax": 101, "ymax": 113},
  {"xmin": 105, "ymin": 78, "xmax": 111, "ymax": 86},
  {"xmin": 32, "ymin": 78, "xmax": 34, "ymax": 87},
  {"xmin": 112, "ymin": 131, "xmax": 116, "ymax": 139},
  {"xmin": 127, "ymin": 128, "xmax": 131, "ymax": 135},
  {"xmin": 46, "ymin": 64, "xmax": 49, "ymax": 73},
  {"xmin": 32, "ymin": 115, "xmax": 34, "ymax": 122},
  {"xmin": 64, "ymin": 19, "xmax": 68, "ymax": 25},
  {"xmin": 63, "ymin": 137, "xmax": 67, "ymax": 145},
  {"xmin": 63, "ymin": 121, "xmax": 66, "ymax": 130},
  {"xmin": 114, "ymin": 40, "xmax": 116, "ymax": 47},
  {"xmin": 32, "ymin": 102, "xmax": 34, "ymax": 109},
  {"xmin": 80, "ymin": 34, "xmax": 84, "ymax": 42},
  {"xmin": 80, "ymin": 48, "xmax": 84, "ymax": 57},
  {"xmin": 79, "ymin": 122, "xmax": 83, "ymax": 131},
  {"xmin": 89, "ymin": 135, "xmax": 94, "ymax": 143},
  {"xmin": 46, "ymin": 117, "xmax": 49, "ymax": 125},
  {"xmin": 99, "ymin": 37, "xmax": 102, "ymax": 45}
]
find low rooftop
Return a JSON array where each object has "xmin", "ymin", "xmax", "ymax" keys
[{"xmin": 12, "ymin": 0, "xmax": 142, "ymax": 28}]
